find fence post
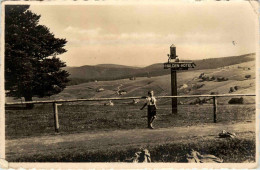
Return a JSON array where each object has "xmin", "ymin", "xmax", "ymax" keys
[
  {"xmin": 213, "ymin": 96, "xmax": 217, "ymax": 123},
  {"xmin": 53, "ymin": 102, "xmax": 60, "ymax": 133}
]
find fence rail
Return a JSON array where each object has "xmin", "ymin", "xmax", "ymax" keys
[
  {"xmin": 5, "ymin": 93, "xmax": 256, "ymax": 105},
  {"xmin": 5, "ymin": 93, "xmax": 256, "ymax": 133}
]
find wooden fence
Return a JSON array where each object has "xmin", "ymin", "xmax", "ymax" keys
[{"xmin": 5, "ymin": 93, "xmax": 256, "ymax": 133}]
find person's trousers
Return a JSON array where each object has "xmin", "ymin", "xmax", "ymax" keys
[{"xmin": 147, "ymin": 105, "xmax": 156, "ymax": 127}]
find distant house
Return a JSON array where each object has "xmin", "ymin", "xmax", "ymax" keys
[
  {"xmin": 96, "ymin": 88, "xmax": 105, "ymax": 92},
  {"xmin": 129, "ymin": 77, "xmax": 136, "ymax": 80},
  {"xmin": 94, "ymin": 80, "xmax": 98, "ymax": 82}
]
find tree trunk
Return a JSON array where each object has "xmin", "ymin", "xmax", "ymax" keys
[{"xmin": 24, "ymin": 95, "xmax": 34, "ymax": 109}]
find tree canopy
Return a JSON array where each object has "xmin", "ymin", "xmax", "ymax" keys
[{"xmin": 5, "ymin": 5, "xmax": 70, "ymax": 104}]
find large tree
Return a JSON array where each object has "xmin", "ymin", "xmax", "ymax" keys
[{"xmin": 5, "ymin": 5, "xmax": 70, "ymax": 107}]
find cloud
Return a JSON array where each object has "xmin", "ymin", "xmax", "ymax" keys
[
  {"xmin": 30, "ymin": 3, "xmax": 257, "ymax": 66},
  {"xmin": 66, "ymin": 31, "xmax": 164, "ymax": 46},
  {"xmin": 64, "ymin": 26, "xmax": 101, "ymax": 36},
  {"xmin": 66, "ymin": 30, "xmax": 232, "ymax": 47}
]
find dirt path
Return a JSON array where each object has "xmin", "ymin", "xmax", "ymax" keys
[{"xmin": 6, "ymin": 122, "xmax": 255, "ymax": 159}]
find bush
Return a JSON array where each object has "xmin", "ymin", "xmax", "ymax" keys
[
  {"xmin": 228, "ymin": 97, "xmax": 244, "ymax": 104},
  {"xmin": 202, "ymin": 76, "xmax": 210, "ymax": 81},
  {"xmin": 199, "ymin": 73, "xmax": 205, "ymax": 78},
  {"xmin": 189, "ymin": 97, "xmax": 208, "ymax": 105},
  {"xmin": 229, "ymin": 87, "xmax": 235, "ymax": 93},
  {"xmin": 217, "ymin": 77, "xmax": 228, "ymax": 82},
  {"xmin": 245, "ymin": 75, "xmax": 251, "ymax": 79},
  {"xmin": 192, "ymin": 84, "xmax": 205, "ymax": 89},
  {"xmin": 210, "ymin": 76, "xmax": 216, "ymax": 81},
  {"xmin": 234, "ymin": 86, "xmax": 241, "ymax": 91},
  {"xmin": 210, "ymin": 91, "xmax": 218, "ymax": 95}
]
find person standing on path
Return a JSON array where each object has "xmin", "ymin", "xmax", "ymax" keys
[{"xmin": 140, "ymin": 90, "xmax": 157, "ymax": 129}]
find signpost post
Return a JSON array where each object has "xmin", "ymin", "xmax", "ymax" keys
[{"xmin": 164, "ymin": 44, "xmax": 196, "ymax": 114}]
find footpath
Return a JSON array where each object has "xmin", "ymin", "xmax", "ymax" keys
[{"xmin": 6, "ymin": 122, "xmax": 255, "ymax": 160}]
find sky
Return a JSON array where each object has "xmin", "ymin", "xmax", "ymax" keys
[{"xmin": 29, "ymin": 1, "xmax": 258, "ymax": 67}]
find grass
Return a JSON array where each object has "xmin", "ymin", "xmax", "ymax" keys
[
  {"xmin": 6, "ymin": 101, "xmax": 255, "ymax": 163},
  {"xmin": 6, "ymin": 102, "xmax": 255, "ymax": 140},
  {"xmin": 9, "ymin": 137, "xmax": 255, "ymax": 162},
  {"xmin": 5, "ymin": 59, "xmax": 256, "ymax": 163}
]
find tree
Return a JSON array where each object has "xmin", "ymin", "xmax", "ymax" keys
[{"xmin": 5, "ymin": 5, "xmax": 70, "ymax": 108}]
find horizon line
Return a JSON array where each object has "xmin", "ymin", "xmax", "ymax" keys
[{"xmin": 65, "ymin": 52, "xmax": 255, "ymax": 68}]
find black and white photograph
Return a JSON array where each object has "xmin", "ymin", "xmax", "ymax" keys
[{"xmin": 1, "ymin": 0, "xmax": 258, "ymax": 169}]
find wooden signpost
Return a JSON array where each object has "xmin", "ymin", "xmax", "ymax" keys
[{"xmin": 164, "ymin": 44, "xmax": 196, "ymax": 114}]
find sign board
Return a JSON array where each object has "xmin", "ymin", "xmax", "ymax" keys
[
  {"xmin": 164, "ymin": 62, "xmax": 196, "ymax": 70},
  {"xmin": 164, "ymin": 45, "xmax": 196, "ymax": 114}
]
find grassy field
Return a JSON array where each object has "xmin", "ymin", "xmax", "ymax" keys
[
  {"xmin": 5, "ymin": 59, "xmax": 256, "ymax": 162},
  {"xmin": 6, "ymin": 102, "xmax": 255, "ymax": 140}
]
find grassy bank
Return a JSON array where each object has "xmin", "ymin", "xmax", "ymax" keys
[{"xmin": 9, "ymin": 137, "xmax": 255, "ymax": 162}]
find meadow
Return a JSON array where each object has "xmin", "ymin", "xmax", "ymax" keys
[
  {"xmin": 5, "ymin": 59, "xmax": 256, "ymax": 162},
  {"xmin": 6, "ymin": 102, "xmax": 255, "ymax": 140},
  {"xmin": 6, "ymin": 102, "xmax": 255, "ymax": 162}
]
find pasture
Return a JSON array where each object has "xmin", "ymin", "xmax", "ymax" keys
[
  {"xmin": 5, "ymin": 60, "xmax": 256, "ymax": 162},
  {"xmin": 6, "ymin": 123, "xmax": 255, "ymax": 162},
  {"xmin": 6, "ymin": 102, "xmax": 255, "ymax": 139},
  {"xmin": 6, "ymin": 101, "xmax": 256, "ymax": 162}
]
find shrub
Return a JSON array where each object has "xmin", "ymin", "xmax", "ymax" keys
[
  {"xmin": 199, "ymin": 73, "xmax": 205, "ymax": 78},
  {"xmin": 193, "ymin": 84, "xmax": 205, "ymax": 89},
  {"xmin": 189, "ymin": 97, "xmax": 208, "ymax": 105},
  {"xmin": 202, "ymin": 76, "xmax": 210, "ymax": 81},
  {"xmin": 217, "ymin": 77, "xmax": 228, "ymax": 82},
  {"xmin": 245, "ymin": 75, "xmax": 251, "ymax": 79},
  {"xmin": 234, "ymin": 86, "xmax": 240, "ymax": 91},
  {"xmin": 210, "ymin": 92, "xmax": 218, "ymax": 95},
  {"xmin": 210, "ymin": 76, "xmax": 216, "ymax": 81},
  {"xmin": 228, "ymin": 97, "xmax": 244, "ymax": 104},
  {"xmin": 229, "ymin": 87, "xmax": 235, "ymax": 93}
]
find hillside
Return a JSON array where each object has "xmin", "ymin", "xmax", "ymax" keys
[
  {"xmin": 64, "ymin": 65, "xmax": 140, "ymax": 83},
  {"xmin": 65, "ymin": 53, "xmax": 255, "ymax": 84},
  {"xmin": 95, "ymin": 64, "xmax": 140, "ymax": 69},
  {"xmin": 5, "ymin": 53, "xmax": 256, "ymax": 104},
  {"xmin": 7, "ymin": 57, "xmax": 253, "ymax": 105}
]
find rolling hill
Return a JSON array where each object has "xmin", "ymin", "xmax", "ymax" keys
[
  {"xmin": 64, "ymin": 64, "xmax": 140, "ymax": 83},
  {"xmin": 5, "ymin": 53, "xmax": 256, "ymax": 104},
  {"xmin": 13, "ymin": 55, "xmax": 253, "ymax": 105},
  {"xmin": 65, "ymin": 53, "xmax": 255, "ymax": 84}
]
